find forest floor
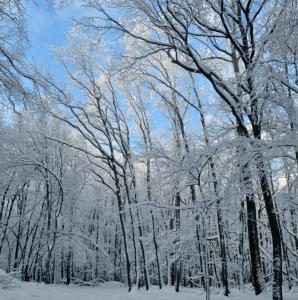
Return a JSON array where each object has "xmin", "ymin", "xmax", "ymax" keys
[{"xmin": 1, "ymin": 282, "xmax": 298, "ymax": 300}]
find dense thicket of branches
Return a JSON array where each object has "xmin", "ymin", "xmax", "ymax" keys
[{"xmin": 0, "ymin": 1, "xmax": 297, "ymax": 300}]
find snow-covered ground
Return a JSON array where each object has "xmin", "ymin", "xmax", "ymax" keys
[{"xmin": 1, "ymin": 283, "xmax": 298, "ymax": 300}]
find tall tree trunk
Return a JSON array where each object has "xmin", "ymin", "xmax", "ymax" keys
[
  {"xmin": 191, "ymin": 75, "xmax": 229, "ymax": 295},
  {"xmin": 114, "ymin": 173, "xmax": 132, "ymax": 291},
  {"xmin": 239, "ymin": 200, "xmax": 245, "ymax": 290},
  {"xmin": 174, "ymin": 192, "xmax": 181, "ymax": 292},
  {"xmin": 254, "ymin": 151, "xmax": 283, "ymax": 300},
  {"xmin": 146, "ymin": 157, "xmax": 162, "ymax": 289},
  {"xmin": 230, "ymin": 42, "xmax": 265, "ymax": 293}
]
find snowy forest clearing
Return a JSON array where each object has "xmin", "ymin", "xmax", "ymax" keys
[{"xmin": 2, "ymin": 284, "xmax": 298, "ymax": 300}]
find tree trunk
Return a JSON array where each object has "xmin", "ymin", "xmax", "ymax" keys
[{"xmin": 255, "ymin": 153, "xmax": 283, "ymax": 300}]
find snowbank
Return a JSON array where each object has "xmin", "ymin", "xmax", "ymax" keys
[{"xmin": 0, "ymin": 269, "xmax": 21, "ymax": 289}]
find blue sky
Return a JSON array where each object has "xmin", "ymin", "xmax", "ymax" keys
[
  {"xmin": 25, "ymin": 1, "xmax": 86, "ymax": 80},
  {"xmin": 23, "ymin": 1, "xmax": 210, "ymax": 140}
]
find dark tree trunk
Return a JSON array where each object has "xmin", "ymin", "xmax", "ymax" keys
[
  {"xmin": 66, "ymin": 247, "xmax": 71, "ymax": 285},
  {"xmin": 174, "ymin": 192, "xmax": 181, "ymax": 292},
  {"xmin": 236, "ymin": 124, "xmax": 264, "ymax": 295},
  {"xmin": 255, "ymin": 154, "xmax": 283, "ymax": 300},
  {"xmin": 246, "ymin": 194, "xmax": 263, "ymax": 294}
]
